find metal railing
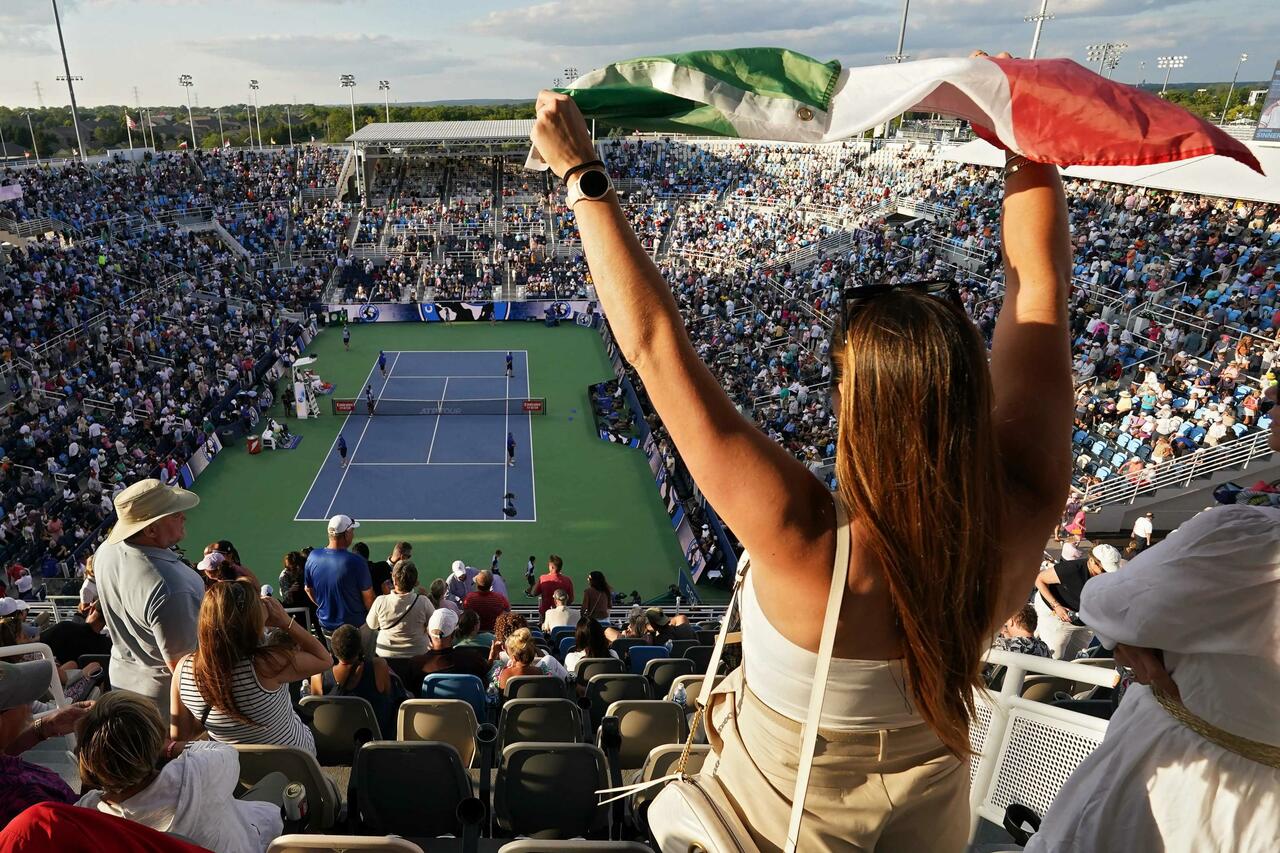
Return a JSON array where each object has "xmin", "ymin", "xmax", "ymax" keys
[{"xmin": 1081, "ymin": 429, "xmax": 1274, "ymax": 507}]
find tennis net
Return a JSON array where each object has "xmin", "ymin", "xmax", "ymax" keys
[{"xmin": 332, "ymin": 397, "xmax": 546, "ymax": 416}]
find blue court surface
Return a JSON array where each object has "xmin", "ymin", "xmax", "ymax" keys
[{"xmin": 296, "ymin": 350, "xmax": 536, "ymax": 522}]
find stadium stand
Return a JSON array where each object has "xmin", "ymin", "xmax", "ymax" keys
[{"xmin": 1, "ymin": 129, "xmax": 1278, "ymax": 849}]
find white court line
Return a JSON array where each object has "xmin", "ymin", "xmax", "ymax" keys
[
  {"xmin": 350, "ymin": 461, "xmax": 508, "ymax": 466},
  {"xmin": 387, "ymin": 349, "xmax": 531, "ymax": 353},
  {"xmin": 525, "ymin": 350, "xmax": 538, "ymax": 523},
  {"xmin": 296, "ymin": 516, "xmax": 537, "ymax": 523},
  {"xmin": 502, "ymin": 368, "xmax": 510, "ymax": 521},
  {"xmin": 424, "ymin": 377, "xmax": 448, "ymax": 463},
  {"xmin": 324, "ymin": 352, "xmax": 398, "ymax": 519},
  {"xmin": 386, "ymin": 375, "xmax": 511, "ymax": 379},
  {"xmin": 293, "ymin": 356, "xmax": 380, "ymax": 522}
]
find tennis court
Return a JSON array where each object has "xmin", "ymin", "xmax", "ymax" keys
[{"xmin": 295, "ymin": 350, "xmax": 538, "ymax": 522}]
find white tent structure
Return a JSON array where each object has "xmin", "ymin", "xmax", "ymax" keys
[{"xmin": 942, "ymin": 138, "xmax": 1280, "ymax": 204}]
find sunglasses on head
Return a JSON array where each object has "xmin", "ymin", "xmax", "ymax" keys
[{"xmin": 832, "ymin": 278, "xmax": 959, "ymax": 353}]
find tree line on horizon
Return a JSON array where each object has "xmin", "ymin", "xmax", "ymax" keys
[{"xmin": 0, "ymin": 80, "xmax": 1269, "ymax": 159}]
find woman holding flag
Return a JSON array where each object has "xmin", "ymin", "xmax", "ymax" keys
[{"xmin": 531, "ymin": 48, "xmax": 1075, "ymax": 850}]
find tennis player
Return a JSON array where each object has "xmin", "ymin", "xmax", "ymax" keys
[
  {"xmin": 342, "ymin": 323, "xmax": 351, "ymax": 351},
  {"xmin": 365, "ymin": 384, "xmax": 376, "ymax": 417},
  {"xmin": 505, "ymin": 352, "xmax": 514, "ymax": 378},
  {"xmin": 507, "ymin": 431, "xmax": 516, "ymax": 466},
  {"xmin": 337, "ymin": 434, "xmax": 348, "ymax": 468},
  {"xmin": 379, "ymin": 350, "xmax": 388, "ymax": 378}
]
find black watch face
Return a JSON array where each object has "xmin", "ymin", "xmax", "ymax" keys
[{"xmin": 578, "ymin": 169, "xmax": 609, "ymax": 198}]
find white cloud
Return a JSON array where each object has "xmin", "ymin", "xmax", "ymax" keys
[
  {"xmin": 185, "ymin": 33, "xmax": 473, "ymax": 76},
  {"xmin": 470, "ymin": 0, "xmax": 876, "ymax": 47}
]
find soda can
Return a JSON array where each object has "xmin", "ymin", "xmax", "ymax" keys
[{"xmin": 282, "ymin": 782, "xmax": 307, "ymax": 821}]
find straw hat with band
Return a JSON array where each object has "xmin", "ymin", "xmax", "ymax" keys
[{"xmin": 106, "ymin": 479, "xmax": 201, "ymax": 544}]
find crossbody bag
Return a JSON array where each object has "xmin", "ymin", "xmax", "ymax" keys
[{"xmin": 609, "ymin": 499, "xmax": 852, "ymax": 852}]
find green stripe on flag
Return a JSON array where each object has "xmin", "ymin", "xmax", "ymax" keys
[{"xmin": 560, "ymin": 48, "xmax": 840, "ymax": 138}]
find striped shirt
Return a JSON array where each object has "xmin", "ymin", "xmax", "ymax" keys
[{"xmin": 177, "ymin": 656, "xmax": 315, "ymax": 754}]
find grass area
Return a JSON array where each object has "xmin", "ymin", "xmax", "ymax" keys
[{"xmin": 179, "ymin": 321, "xmax": 694, "ymax": 599}]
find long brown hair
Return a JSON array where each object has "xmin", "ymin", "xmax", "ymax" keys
[
  {"xmin": 191, "ymin": 580, "xmax": 295, "ymax": 726},
  {"xmin": 833, "ymin": 288, "xmax": 1004, "ymax": 757}
]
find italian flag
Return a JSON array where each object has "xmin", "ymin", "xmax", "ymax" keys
[{"xmin": 552, "ymin": 48, "xmax": 1261, "ymax": 173}]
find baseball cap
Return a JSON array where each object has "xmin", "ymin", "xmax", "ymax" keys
[
  {"xmin": 428, "ymin": 608, "xmax": 459, "ymax": 638},
  {"xmin": 327, "ymin": 514, "xmax": 360, "ymax": 535},
  {"xmin": 0, "ymin": 598, "xmax": 21, "ymax": 617},
  {"xmin": 0, "ymin": 659, "xmax": 54, "ymax": 711},
  {"xmin": 644, "ymin": 606, "xmax": 670, "ymax": 627},
  {"xmin": 451, "ymin": 560, "xmax": 467, "ymax": 579},
  {"xmin": 197, "ymin": 551, "xmax": 226, "ymax": 573},
  {"xmin": 1091, "ymin": 544, "xmax": 1122, "ymax": 573}
]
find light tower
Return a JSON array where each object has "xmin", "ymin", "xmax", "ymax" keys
[
  {"xmin": 1157, "ymin": 55, "xmax": 1187, "ymax": 96},
  {"xmin": 178, "ymin": 74, "xmax": 196, "ymax": 149},
  {"xmin": 340, "ymin": 74, "xmax": 357, "ymax": 135},
  {"xmin": 249, "ymin": 80, "xmax": 262, "ymax": 149},
  {"xmin": 1085, "ymin": 42, "xmax": 1127, "ymax": 78},
  {"xmin": 379, "ymin": 80, "xmax": 391, "ymax": 123},
  {"xmin": 1222, "ymin": 53, "xmax": 1248, "ymax": 120},
  {"xmin": 1024, "ymin": 0, "xmax": 1054, "ymax": 60}
]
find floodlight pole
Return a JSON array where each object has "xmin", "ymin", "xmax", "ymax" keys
[
  {"xmin": 51, "ymin": 0, "xmax": 86, "ymax": 161},
  {"xmin": 379, "ymin": 81, "xmax": 391, "ymax": 123},
  {"xmin": 1025, "ymin": 0, "xmax": 1053, "ymax": 60},
  {"xmin": 286, "ymin": 103, "xmax": 293, "ymax": 148},
  {"xmin": 215, "ymin": 107, "xmax": 224, "ymax": 147},
  {"xmin": 179, "ymin": 74, "xmax": 196, "ymax": 149},
  {"xmin": 250, "ymin": 80, "xmax": 263, "ymax": 150},
  {"xmin": 24, "ymin": 112, "xmax": 40, "ymax": 163},
  {"xmin": 1222, "ymin": 53, "xmax": 1248, "ymax": 121}
]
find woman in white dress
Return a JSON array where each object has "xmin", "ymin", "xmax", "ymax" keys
[{"xmin": 1028, "ymin": 389, "xmax": 1280, "ymax": 852}]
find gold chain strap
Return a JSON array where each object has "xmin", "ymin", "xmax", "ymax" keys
[
  {"xmin": 1152, "ymin": 688, "xmax": 1280, "ymax": 768},
  {"xmin": 674, "ymin": 705, "xmax": 706, "ymax": 776}
]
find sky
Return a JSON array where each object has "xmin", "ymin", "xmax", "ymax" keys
[{"xmin": 1, "ymin": 0, "xmax": 1275, "ymax": 109}]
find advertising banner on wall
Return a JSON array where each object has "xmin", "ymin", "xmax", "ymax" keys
[
  {"xmin": 1255, "ymin": 60, "xmax": 1280, "ymax": 142},
  {"xmin": 326, "ymin": 300, "xmax": 596, "ymax": 324}
]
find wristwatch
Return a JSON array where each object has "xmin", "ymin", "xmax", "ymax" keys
[{"xmin": 566, "ymin": 167, "xmax": 612, "ymax": 207}]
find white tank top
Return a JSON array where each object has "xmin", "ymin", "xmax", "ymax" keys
[{"xmin": 740, "ymin": 522, "xmax": 922, "ymax": 731}]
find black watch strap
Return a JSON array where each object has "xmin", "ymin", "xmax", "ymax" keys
[{"xmin": 563, "ymin": 159, "xmax": 604, "ymax": 185}]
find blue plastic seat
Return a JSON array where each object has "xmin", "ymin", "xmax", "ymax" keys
[
  {"xmin": 628, "ymin": 645, "xmax": 670, "ymax": 675},
  {"xmin": 550, "ymin": 626, "xmax": 576, "ymax": 648},
  {"xmin": 421, "ymin": 674, "xmax": 488, "ymax": 724},
  {"xmin": 1110, "ymin": 451, "xmax": 1127, "ymax": 468},
  {"xmin": 1136, "ymin": 445, "xmax": 1153, "ymax": 462},
  {"xmin": 1096, "ymin": 466, "xmax": 1111, "ymax": 479},
  {"xmin": 1072, "ymin": 429, "xmax": 1088, "ymax": 445},
  {"xmin": 1090, "ymin": 440, "xmax": 1107, "ymax": 457},
  {"xmin": 558, "ymin": 635, "xmax": 577, "ymax": 659}
]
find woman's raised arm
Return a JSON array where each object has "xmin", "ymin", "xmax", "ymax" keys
[{"xmin": 531, "ymin": 92, "xmax": 832, "ymax": 561}]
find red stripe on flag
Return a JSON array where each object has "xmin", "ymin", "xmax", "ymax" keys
[{"xmin": 978, "ymin": 57, "xmax": 1262, "ymax": 174}]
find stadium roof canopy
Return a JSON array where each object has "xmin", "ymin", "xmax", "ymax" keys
[
  {"xmin": 942, "ymin": 138, "xmax": 1280, "ymax": 204},
  {"xmin": 345, "ymin": 120, "xmax": 535, "ymax": 154}
]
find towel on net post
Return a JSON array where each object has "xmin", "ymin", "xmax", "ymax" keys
[{"xmin": 525, "ymin": 48, "xmax": 1263, "ymax": 174}]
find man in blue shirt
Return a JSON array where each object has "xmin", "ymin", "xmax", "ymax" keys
[
  {"xmin": 304, "ymin": 514, "xmax": 374, "ymax": 640},
  {"xmin": 379, "ymin": 350, "xmax": 388, "ymax": 378},
  {"xmin": 505, "ymin": 352, "xmax": 514, "ymax": 378},
  {"xmin": 507, "ymin": 432, "xmax": 516, "ymax": 466}
]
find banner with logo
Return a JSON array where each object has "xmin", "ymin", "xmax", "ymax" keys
[
  {"xmin": 326, "ymin": 300, "xmax": 596, "ymax": 324},
  {"xmin": 1255, "ymin": 60, "xmax": 1280, "ymax": 142}
]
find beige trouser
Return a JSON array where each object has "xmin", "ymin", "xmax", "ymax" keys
[
  {"xmin": 1033, "ymin": 595, "xmax": 1095, "ymax": 660},
  {"xmin": 704, "ymin": 669, "xmax": 969, "ymax": 852}
]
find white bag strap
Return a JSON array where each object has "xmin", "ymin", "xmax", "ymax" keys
[
  {"xmin": 693, "ymin": 547, "xmax": 752, "ymax": 712},
  {"xmin": 784, "ymin": 497, "xmax": 851, "ymax": 853}
]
